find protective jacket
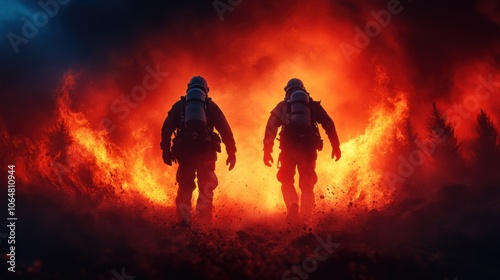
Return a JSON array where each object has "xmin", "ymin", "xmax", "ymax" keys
[
  {"xmin": 161, "ymin": 98, "xmax": 236, "ymax": 158},
  {"xmin": 263, "ymin": 98, "xmax": 340, "ymax": 154}
]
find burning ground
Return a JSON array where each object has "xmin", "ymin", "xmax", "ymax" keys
[{"xmin": 1, "ymin": 0, "xmax": 500, "ymax": 279}]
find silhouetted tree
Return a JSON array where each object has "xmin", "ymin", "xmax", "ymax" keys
[
  {"xmin": 475, "ymin": 110, "xmax": 499, "ymax": 159},
  {"xmin": 398, "ymin": 117, "xmax": 425, "ymax": 196},
  {"xmin": 384, "ymin": 117, "xmax": 424, "ymax": 197},
  {"xmin": 387, "ymin": 117, "xmax": 419, "ymax": 158},
  {"xmin": 47, "ymin": 120, "xmax": 73, "ymax": 163},
  {"xmin": 403, "ymin": 117, "xmax": 419, "ymax": 152},
  {"xmin": 426, "ymin": 103, "xmax": 463, "ymax": 174},
  {"xmin": 473, "ymin": 110, "xmax": 499, "ymax": 181}
]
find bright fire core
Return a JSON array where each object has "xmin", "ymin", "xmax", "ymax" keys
[{"xmin": 32, "ymin": 66, "xmax": 409, "ymax": 219}]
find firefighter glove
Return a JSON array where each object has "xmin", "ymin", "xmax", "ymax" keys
[
  {"xmin": 162, "ymin": 149, "xmax": 175, "ymax": 166},
  {"xmin": 332, "ymin": 146, "xmax": 341, "ymax": 162},
  {"xmin": 226, "ymin": 153, "xmax": 236, "ymax": 171},
  {"xmin": 264, "ymin": 152, "xmax": 274, "ymax": 167}
]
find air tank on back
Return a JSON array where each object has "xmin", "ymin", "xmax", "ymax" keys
[
  {"xmin": 184, "ymin": 88, "xmax": 207, "ymax": 139},
  {"xmin": 289, "ymin": 90, "xmax": 311, "ymax": 128}
]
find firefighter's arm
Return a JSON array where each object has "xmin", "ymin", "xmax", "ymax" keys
[
  {"xmin": 315, "ymin": 103, "xmax": 341, "ymax": 161},
  {"xmin": 160, "ymin": 102, "xmax": 181, "ymax": 165},
  {"xmin": 211, "ymin": 103, "xmax": 237, "ymax": 170},
  {"xmin": 263, "ymin": 105, "xmax": 284, "ymax": 166}
]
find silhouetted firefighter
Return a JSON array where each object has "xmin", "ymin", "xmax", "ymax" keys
[
  {"xmin": 263, "ymin": 78, "xmax": 341, "ymax": 223},
  {"xmin": 161, "ymin": 76, "xmax": 236, "ymax": 227}
]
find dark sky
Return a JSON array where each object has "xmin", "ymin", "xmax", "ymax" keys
[
  {"xmin": 0, "ymin": 0, "xmax": 215, "ymax": 134},
  {"xmin": 0, "ymin": 0, "xmax": 498, "ymax": 134}
]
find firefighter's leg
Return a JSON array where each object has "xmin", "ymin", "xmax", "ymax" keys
[
  {"xmin": 297, "ymin": 156, "xmax": 318, "ymax": 218},
  {"xmin": 175, "ymin": 163, "xmax": 197, "ymax": 224},
  {"xmin": 196, "ymin": 158, "xmax": 218, "ymax": 224},
  {"xmin": 277, "ymin": 152, "xmax": 299, "ymax": 222}
]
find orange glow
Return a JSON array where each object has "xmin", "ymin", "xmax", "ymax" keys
[
  {"xmin": 19, "ymin": 66, "xmax": 409, "ymax": 221},
  {"xmin": 42, "ymin": 71, "xmax": 176, "ymax": 205},
  {"xmin": 7, "ymin": 2, "xmax": 414, "ymax": 221},
  {"xmin": 7, "ymin": 1, "xmax": 497, "ymax": 224}
]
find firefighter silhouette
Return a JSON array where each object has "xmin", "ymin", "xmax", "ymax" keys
[
  {"xmin": 263, "ymin": 78, "xmax": 341, "ymax": 223},
  {"xmin": 161, "ymin": 76, "xmax": 236, "ymax": 226}
]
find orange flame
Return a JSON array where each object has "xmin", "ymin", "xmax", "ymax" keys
[
  {"xmin": 44, "ymin": 71, "xmax": 175, "ymax": 205},
  {"xmin": 21, "ymin": 65, "xmax": 410, "ymax": 220}
]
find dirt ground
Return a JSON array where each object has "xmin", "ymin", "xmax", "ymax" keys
[{"xmin": 2, "ymin": 181, "xmax": 499, "ymax": 280}]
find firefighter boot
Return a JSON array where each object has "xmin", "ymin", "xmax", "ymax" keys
[
  {"xmin": 286, "ymin": 203, "xmax": 299, "ymax": 224},
  {"xmin": 300, "ymin": 187, "xmax": 315, "ymax": 224}
]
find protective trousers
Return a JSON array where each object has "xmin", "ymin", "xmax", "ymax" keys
[
  {"xmin": 277, "ymin": 148, "xmax": 318, "ymax": 217},
  {"xmin": 175, "ymin": 152, "xmax": 218, "ymax": 224}
]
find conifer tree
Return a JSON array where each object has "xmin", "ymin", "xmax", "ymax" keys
[
  {"xmin": 473, "ymin": 110, "xmax": 499, "ymax": 180},
  {"xmin": 47, "ymin": 120, "xmax": 73, "ymax": 163},
  {"xmin": 426, "ymin": 103, "xmax": 462, "ymax": 171}
]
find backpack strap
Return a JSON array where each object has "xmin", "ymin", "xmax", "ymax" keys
[
  {"xmin": 206, "ymin": 97, "xmax": 213, "ymax": 133},
  {"xmin": 285, "ymin": 98, "xmax": 291, "ymax": 126},
  {"xmin": 310, "ymin": 100, "xmax": 322, "ymax": 141},
  {"xmin": 174, "ymin": 96, "xmax": 186, "ymax": 138}
]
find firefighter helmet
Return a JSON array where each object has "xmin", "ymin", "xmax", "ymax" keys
[
  {"xmin": 284, "ymin": 78, "xmax": 306, "ymax": 95},
  {"xmin": 187, "ymin": 76, "xmax": 209, "ymax": 93}
]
